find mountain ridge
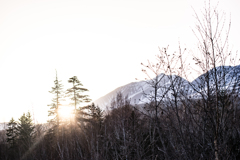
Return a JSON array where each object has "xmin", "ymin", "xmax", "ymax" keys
[{"xmin": 94, "ymin": 65, "xmax": 240, "ymax": 109}]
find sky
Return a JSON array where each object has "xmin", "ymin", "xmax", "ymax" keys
[{"xmin": 0, "ymin": 0, "xmax": 239, "ymax": 123}]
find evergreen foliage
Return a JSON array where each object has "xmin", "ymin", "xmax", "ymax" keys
[
  {"xmin": 6, "ymin": 117, "xmax": 18, "ymax": 159},
  {"xmin": 48, "ymin": 71, "xmax": 64, "ymax": 127},
  {"xmin": 66, "ymin": 76, "xmax": 91, "ymax": 115},
  {"xmin": 16, "ymin": 112, "xmax": 35, "ymax": 153},
  {"xmin": 79, "ymin": 103, "xmax": 103, "ymax": 129},
  {"xmin": 6, "ymin": 117, "xmax": 17, "ymax": 148}
]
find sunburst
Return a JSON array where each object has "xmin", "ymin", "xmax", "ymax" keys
[{"xmin": 58, "ymin": 105, "xmax": 74, "ymax": 120}]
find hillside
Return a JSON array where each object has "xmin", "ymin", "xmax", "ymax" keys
[{"xmin": 94, "ymin": 65, "xmax": 240, "ymax": 109}]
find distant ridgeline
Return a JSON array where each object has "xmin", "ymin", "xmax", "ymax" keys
[{"xmin": 94, "ymin": 65, "xmax": 240, "ymax": 109}]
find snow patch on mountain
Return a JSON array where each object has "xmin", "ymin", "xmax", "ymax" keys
[{"xmin": 94, "ymin": 65, "xmax": 240, "ymax": 109}]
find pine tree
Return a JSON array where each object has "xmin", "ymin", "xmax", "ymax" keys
[
  {"xmin": 6, "ymin": 117, "xmax": 18, "ymax": 159},
  {"xmin": 48, "ymin": 71, "xmax": 64, "ymax": 128},
  {"xmin": 80, "ymin": 103, "xmax": 103, "ymax": 130},
  {"xmin": 6, "ymin": 118, "xmax": 17, "ymax": 148},
  {"xmin": 66, "ymin": 76, "xmax": 91, "ymax": 120},
  {"xmin": 87, "ymin": 103, "xmax": 103, "ymax": 129},
  {"xmin": 16, "ymin": 112, "xmax": 35, "ymax": 154}
]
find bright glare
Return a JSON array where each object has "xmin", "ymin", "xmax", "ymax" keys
[
  {"xmin": 58, "ymin": 106, "xmax": 74, "ymax": 120},
  {"xmin": 0, "ymin": 0, "xmax": 239, "ymax": 123}
]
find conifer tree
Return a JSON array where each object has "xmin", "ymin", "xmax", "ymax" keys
[
  {"xmin": 16, "ymin": 112, "xmax": 35, "ymax": 154},
  {"xmin": 81, "ymin": 103, "xmax": 103, "ymax": 129},
  {"xmin": 88, "ymin": 103, "xmax": 103, "ymax": 128},
  {"xmin": 6, "ymin": 117, "xmax": 17, "ymax": 148},
  {"xmin": 48, "ymin": 71, "xmax": 64, "ymax": 128},
  {"xmin": 6, "ymin": 117, "xmax": 18, "ymax": 159},
  {"xmin": 66, "ymin": 76, "xmax": 91, "ymax": 118}
]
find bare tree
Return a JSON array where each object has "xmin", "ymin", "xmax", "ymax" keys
[
  {"xmin": 189, "ymin": 1, "xmax": 240, "ymax": 159},
  {"xmin": 139, "ymin": 45, "xmax": 190, "ymax": 159}
]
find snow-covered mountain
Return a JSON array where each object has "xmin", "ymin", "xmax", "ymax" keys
[
  {"xmin": 191, "ymin": 65, "xmax": 240, "ymax": 90},
  {"xmin": 94, "ymin": 65, "xmax": 240, "ymax": 109},
  {"xmin": 94, "ymin": 73, "xmax": 189, "ymax": 109}
]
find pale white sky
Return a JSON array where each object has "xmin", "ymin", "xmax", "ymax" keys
[{"xmin": 0, "ymin": 0, "xmax": 239, "ymax": 123}]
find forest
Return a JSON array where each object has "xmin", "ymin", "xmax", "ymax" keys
[{"xmin": 0, "ymin": 2, "xmax": 240, "ymax": 160}]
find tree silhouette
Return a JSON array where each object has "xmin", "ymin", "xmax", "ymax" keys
[
  {"xmin": 6, "ymin": 117, "xmax": 18, "ymax": 159},
  {"xmin": 66, "ymin": 76, "xmax": 91, "ymax": 118},
  {"xmin": 16, "ymin": 112, "xmax": 35, "ymax": 157},
  {"xmin": 48, "ymin": 71, "xmax": 64, "ymax": 129}
]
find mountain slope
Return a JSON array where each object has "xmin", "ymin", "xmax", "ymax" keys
[
  {"xmin": 94, "ymin": 74, "xmax": 189, "ymax": 109},
  {"xmin": 190, "ymin": 65, "xmax": 240, "ymax": 94},
  {"xmin": 94, "ymin": 65, "xmax": 240, "ymax": 109}
]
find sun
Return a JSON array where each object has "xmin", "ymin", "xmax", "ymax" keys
[{"xmin": 58, "ymin": 105, "xmax": 74, "ymax": 120}]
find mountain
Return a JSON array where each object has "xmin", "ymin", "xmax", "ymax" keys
[
  {"xmin": 94, "ymin": 73, "xmax": 189, "ymax": 109},
  {"xmin": 94, "ymin": 65, "xmax": 240, "ymax": 109},
  {"xmin": 191, "ymin": 65, "xmax": 240, "ymax": 89}
]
